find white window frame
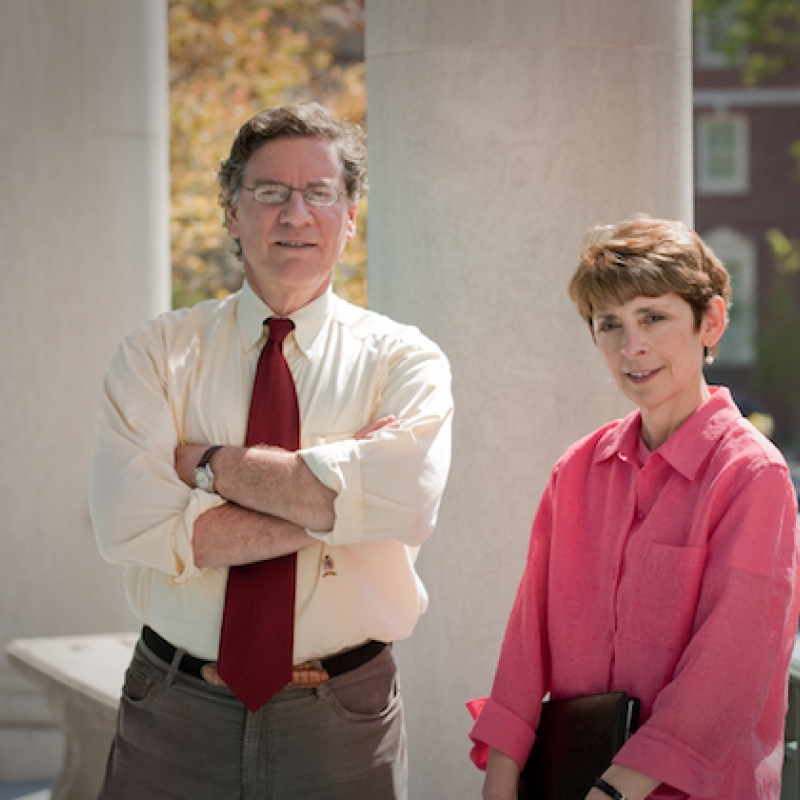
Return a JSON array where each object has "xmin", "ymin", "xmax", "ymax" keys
[
  {"xmin": 695, "ymin": 6, "xmax": 743, "ymax": 69},
  {"xmin": 695, "ymin": 112, "xmax": 749, "ymax": 195},
  {"xmin": 704, "ymin": 227, "xmax": 757, "ymax": 367}
]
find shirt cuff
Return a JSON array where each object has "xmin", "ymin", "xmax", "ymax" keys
[
  {"xmin": 299, "ymin": 440, "xmax": 364, "ymax": 545},
  {"xmin": 171, "ymin": 489, "xmax": 227, "ymax": 584},
  {"xmin": 614, "ymin": 725, "xmax": 724, "ymax": 798},
  {"xmin": 467, "ymin": 696, "xmax": 537, "ymax": 771}
]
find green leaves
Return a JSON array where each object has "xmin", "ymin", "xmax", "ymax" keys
[{"xmin": 693, "ymin": 0, "xmax": 800, "ymax": 83}]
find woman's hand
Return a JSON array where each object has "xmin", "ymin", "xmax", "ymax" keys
[{"xmin": 483, "ymin": 748, "xmax": 520, "ymax": 800}]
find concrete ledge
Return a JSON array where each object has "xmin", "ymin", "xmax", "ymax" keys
[{"xmin": 6, "ymin": 634, "xmax": 136, "ymax": 800}]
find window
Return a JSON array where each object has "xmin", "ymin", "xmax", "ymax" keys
[
  {"xmin": 694, "ymin": 5, "xmax": 743, "ymax": 68},
  {"xmin": 704, "ymin": 227, "xmax": 756, "ymax": 367},
  {"xmin": 695, "ymin": 113, "xmax": 749, "ymax": 195}
]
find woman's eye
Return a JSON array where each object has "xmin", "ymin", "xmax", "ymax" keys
[{"xmin": 597, "ymin": 321, "xmax": 619, "ymax": 333}]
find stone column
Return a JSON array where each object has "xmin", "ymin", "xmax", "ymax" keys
[
  {"xmin": 0, "ymin": 0, "xmax": 169, "ymax": 779},
  {"xmin": 366, "ymin": 1, "xmax": 692, "ymax": 796}
]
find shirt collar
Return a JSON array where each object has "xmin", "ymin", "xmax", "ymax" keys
[
  {"xmin": 237, "ymin": 281, "xmax": 333, "ymax": 358},
  {"xmin": 594, "ymin": 386, "xmax": 741, "ymax": 480}
]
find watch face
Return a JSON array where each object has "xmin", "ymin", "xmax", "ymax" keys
[{"xmin": 195, "ymin": 467, "xmax": 213, "ymax": 492}]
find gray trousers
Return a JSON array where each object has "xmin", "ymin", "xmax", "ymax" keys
[{"xmin": 98, "ymin": 636, "xmax": 407, "ymax": 800}]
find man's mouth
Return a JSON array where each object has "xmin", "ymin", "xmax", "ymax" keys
[{"xmin": 277, "ymin": 241, "xmax": 314, "ymax": 248}]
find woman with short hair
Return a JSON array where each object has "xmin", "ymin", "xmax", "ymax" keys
[{"xmin": 470, "ymin": 215, "xmax": 800, "ymax": 800}]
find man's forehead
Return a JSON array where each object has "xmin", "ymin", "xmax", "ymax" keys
[{"xmin": 246, "ymin": 136, "xmax": 343, "ymax": 179}]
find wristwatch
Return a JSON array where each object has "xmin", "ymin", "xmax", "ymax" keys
[{"xmin": 194, "ymin": 445, "xmax": 223, "ymax": 493}]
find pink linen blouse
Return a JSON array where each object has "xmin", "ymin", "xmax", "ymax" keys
[{"xmin": 469, "ymin": 387, "xmax": 800, "ymax": 799}]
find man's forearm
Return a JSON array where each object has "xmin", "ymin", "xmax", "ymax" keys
[
  {"xmin": 192, "ymin": 502, "xmax": 317, "ymax": 568},
  {"xmin": 177, "ymin": 444, "xmax": 336, "ymax": 532}
]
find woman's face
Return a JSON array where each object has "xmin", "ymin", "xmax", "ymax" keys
[{"xmin": 592, "ymin": 293, "xmax": 725, "ymax": 448}]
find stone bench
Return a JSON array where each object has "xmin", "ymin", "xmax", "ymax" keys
[{"xmin": 6, "ymin": 633, "xmax": 137, "ymax": 800}]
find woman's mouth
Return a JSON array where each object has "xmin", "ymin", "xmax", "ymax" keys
[{"xmin": 626, "ymin": 368, "xmax": 660, "ymax": 384}]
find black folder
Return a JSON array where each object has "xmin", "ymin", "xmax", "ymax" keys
[{"xmin": 518, "ymin": 692, "xmax": 640, "ymax": 800}]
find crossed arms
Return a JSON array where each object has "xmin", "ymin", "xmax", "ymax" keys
[
  {"xmin": 174, "ymin": 417, "xmax": 396, "ymax": 568},
  {"xmin": 90, "ymin": 311, "xmax": 453, "ymax": 583}
]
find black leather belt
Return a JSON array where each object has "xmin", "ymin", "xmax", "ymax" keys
[{"xmin": 141, "ymin": 626, "xmax": 386, "ymax": 681}]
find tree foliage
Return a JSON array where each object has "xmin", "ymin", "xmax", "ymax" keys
[
  {"xmin": 169, "ymin": 0, "xmax": 366, "ymax": 309},
  {"xmin": 693, "ymin": 0, "xmax": 800, "ymax": 84}
]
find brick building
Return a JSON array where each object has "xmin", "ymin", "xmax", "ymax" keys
[{"xmin": 693, "ymin": 12, "xmax": 800, "ymax": 457}]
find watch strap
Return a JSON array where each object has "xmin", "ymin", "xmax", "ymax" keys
[{"xmin": 197, "ymin": 445, "xmax": 223, "ymax": 470}]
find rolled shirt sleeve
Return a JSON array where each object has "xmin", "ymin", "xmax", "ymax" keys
[
  {"xmin": 90, "ymin": 316, "xmax": 226, "ymax": 584},
  {"xmin": 300, "ymin": 337, "xmax": 453, "ymax": 547}
]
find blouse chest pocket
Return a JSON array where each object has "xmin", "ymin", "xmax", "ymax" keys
[{"xmin": 619, "ymin": 542, "xmax": 707, "ymax": 651}]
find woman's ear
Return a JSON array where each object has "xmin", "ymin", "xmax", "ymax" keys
[{"xmin": 701, "ymin": 295, "xmax": 728, "ymax": 351}]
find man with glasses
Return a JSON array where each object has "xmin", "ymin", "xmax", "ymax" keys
[{"xmin": 90, "ymin": 102, "xmax": 453, "ymax": 799}]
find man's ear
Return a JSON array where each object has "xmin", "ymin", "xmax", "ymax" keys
[
  {"xmin": 345, "ymin": 203, "xmax": 357, "ymax": 241},
  {"xmin": 227, "ymin": 201, "xmax": 240, "ymax": 239}
]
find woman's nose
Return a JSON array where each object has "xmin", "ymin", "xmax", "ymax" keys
[{"xmin": 620, "ymin": 327, "xmax": 647, "ymax": 357}]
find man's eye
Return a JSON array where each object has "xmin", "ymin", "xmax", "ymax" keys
[
  {"xmin": 645, "ymin": 314, "xmax": 665, "ymax": 324},
  {"xmin": 596, "ymin": 321, "xmax": 619, "ymax": 333},
  {"xmin": 255, "ymin": 185, "xmax": 287, "ymax": 203},
  {"xmin": 306, "ymin": 186, "xmax": 337, "ymax": 203}
]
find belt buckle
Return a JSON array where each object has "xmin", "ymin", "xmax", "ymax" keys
[
  {"xmin": 200, "ymin": 661, "xmax": 331, "ymax": 689},
  {"xmin": 290, "ymin": 660, "xmax": 330, "ymax": 687}
]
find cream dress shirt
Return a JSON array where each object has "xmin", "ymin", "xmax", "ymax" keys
[{"xmin": 90, "ymin": 282, "xmax": 453, "ymax": 662}]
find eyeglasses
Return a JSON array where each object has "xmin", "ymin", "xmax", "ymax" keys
[{"xmin": 240, "ymin": 181, "xmax": 347, "ymax": 208}]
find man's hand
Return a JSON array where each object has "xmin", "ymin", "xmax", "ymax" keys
[{"xmin": 355, "ymin": 414, "xmax": 398, "ymax": 440}]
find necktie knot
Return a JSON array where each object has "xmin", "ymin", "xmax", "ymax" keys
[{"xmin": 267, "ymin": 317, "xmax": 294, "ymax": 345}]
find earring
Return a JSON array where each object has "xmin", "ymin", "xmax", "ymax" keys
[{"xmin": 704, "ymin": 347, "xmax": 715, "ymax": 366}]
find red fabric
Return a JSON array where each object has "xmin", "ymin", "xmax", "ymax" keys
[
  {"xmin": 469, "ymin": 388, "xmax": 800, "ymax": 799},
  {"xmin": 217, "ymin": 317, "xmax": 299, "ymax": 711}
]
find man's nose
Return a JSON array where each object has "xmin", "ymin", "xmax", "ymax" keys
[{"xmin": 279, "ymin": 189, "xmax": 314, "ymax": 225}]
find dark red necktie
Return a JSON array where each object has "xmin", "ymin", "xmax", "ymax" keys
[{"xmin": 217, "ymin": 317, "xmax": 299, "ymax": 711}]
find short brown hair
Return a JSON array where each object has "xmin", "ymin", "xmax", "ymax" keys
[
  {"xmin": 568, "ymin": 215, "xmax": 731, "ymax": 339},
  {"xmin": 218, "ymin": 101, "xmax": 367, "ymax": 257}
]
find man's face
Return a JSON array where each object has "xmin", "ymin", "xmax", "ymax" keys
[{"xmin": 227, "ymin": 136, "xmax": 357, "ymax": 315}]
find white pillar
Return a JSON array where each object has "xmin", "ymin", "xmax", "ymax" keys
[
  {"xmin": 0, "ymin": 0, "xmax": 169, "ymax": 779},
  {"xmin": 366, "ymin": 1, "xmax": 692, "ymax": 796}
]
